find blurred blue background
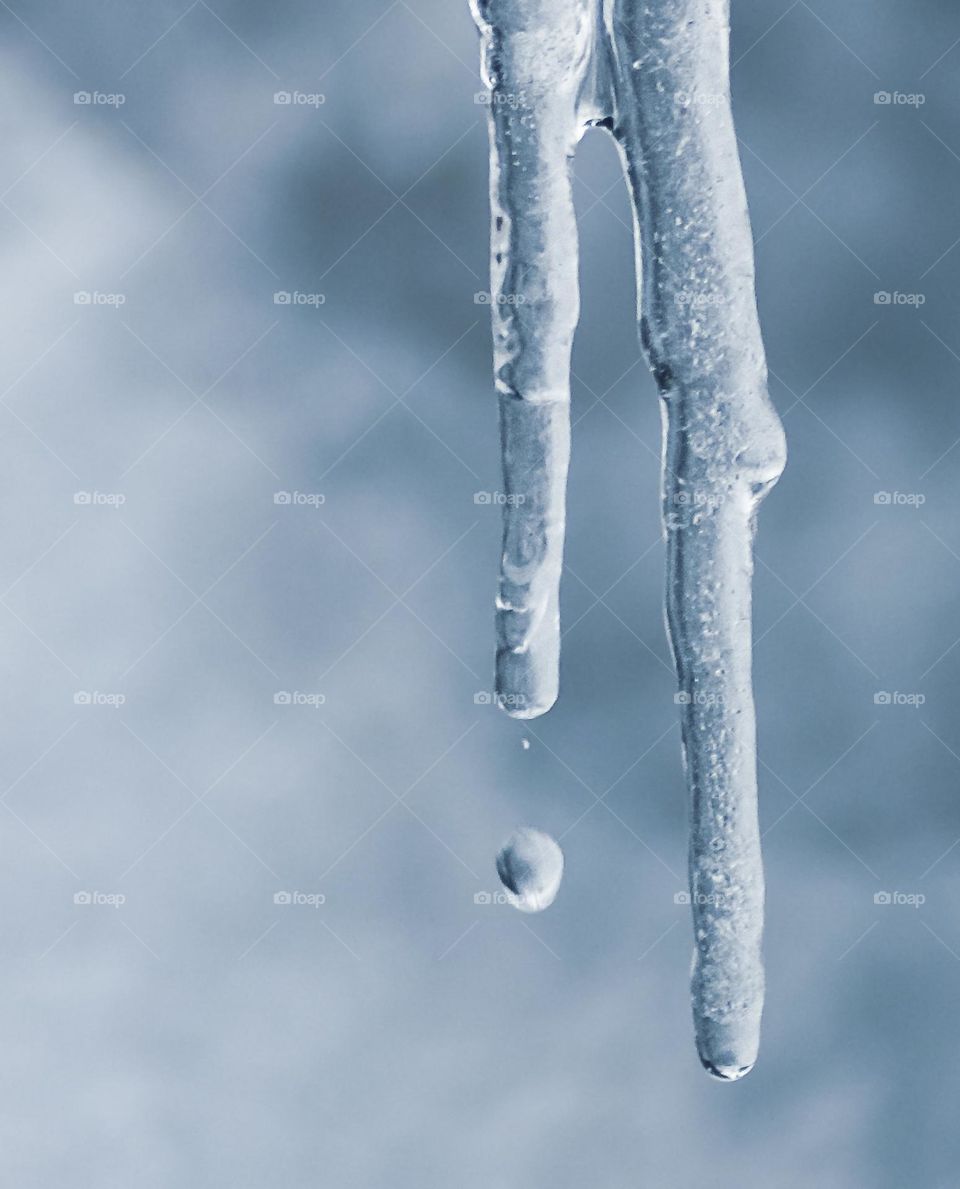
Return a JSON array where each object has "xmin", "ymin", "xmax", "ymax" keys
[{"xmin": 1, "ymin": 0, "xmax": 959, "ymax": 1184}]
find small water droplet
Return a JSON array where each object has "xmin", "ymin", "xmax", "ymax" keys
[{"xmin": 496, "ymin": 827, "xmax": 564, "ymax": 913}]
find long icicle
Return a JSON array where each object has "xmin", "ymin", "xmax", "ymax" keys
[{"xmin": 612, "ymin": 0, "xmax": 786, "ymax": 1081}]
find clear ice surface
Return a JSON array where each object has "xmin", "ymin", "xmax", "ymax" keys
[
  {"xmin": 496, "ymin": 827, "xmax": 565, "ymax": 913},
  {"xmin": 472, "ymin": 0, "xmax": 785, "ymax": 1078}
]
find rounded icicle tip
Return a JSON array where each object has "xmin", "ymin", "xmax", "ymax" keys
[
  {"xmin": 495, "ymin": 648, "xmax": 558, "ymax": 719},
  {"xmin": 694, "ymin": 1009, "xmax": 761, "ymax": 1083},
  {"xmin": 495, "ymin": 827, "xmax": 564, "ymax": 913}
]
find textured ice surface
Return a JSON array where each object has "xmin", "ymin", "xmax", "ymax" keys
[
  {"xmin": 471, "ymin": 0, "xmax": 595, "ymax": 718},
  {"xmin": 496, "ymin": 827, "xmax": 565, "ymax": 913},
  {"xmin": 473, "ymin": 0, "xmax": 784, "ymax": 1078},
  {"xmin": 614, "ymin": 0, "xmax": 785, "ymax": 1083}
]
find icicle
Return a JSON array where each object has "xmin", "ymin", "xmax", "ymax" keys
[
  {"xmin": 472, "ymin": 0, "xmax": 785, "ymax": 1079},
  {"xmin": 471, "ymin": 0, "xmax": 598, "ymax": 718},
  {"xmin": 614, "ymin": 0, "xmax": 786, "ymax": 1083}
]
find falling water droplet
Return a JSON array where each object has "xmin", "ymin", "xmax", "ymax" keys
[
  {"xmin": 521, "ymin": 738, "xmax": 530, "ymax": 750},
  {"xmin": 496, "ymin": 827, "xmax": 564, "ymax": 913}
]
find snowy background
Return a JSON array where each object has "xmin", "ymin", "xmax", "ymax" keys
[{"xmin": 2, "ymin": 0, "xmax": 960, "ymax": 1184}]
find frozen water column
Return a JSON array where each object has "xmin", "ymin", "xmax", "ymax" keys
[
  {"xmin": 613, "ymin": 0, "xmax": 786, "ymax": 1078},
  {"xmin": 471, "ymin": 0, "xmax": 597, "ymax": 719}
]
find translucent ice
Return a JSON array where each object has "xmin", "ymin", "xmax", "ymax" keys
[
  {"xmin": 496, "ymin": 827, "xmax": 564, "ymax": 913},
  {"xmin": 471, "ymin": 0, "xmax": 595, "ymax": 719},
  {"xmin": 473, "ymin": 0, "xmax": 785, "ymax": 1078},
  {"xmin": 615, "ymin": 0, "xmax": 784, "ymax": 1085}
]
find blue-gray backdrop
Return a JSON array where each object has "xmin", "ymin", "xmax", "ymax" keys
[{"xmin": 1, "ymin": 1, "xmax": 958, "ymax": 1185}]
